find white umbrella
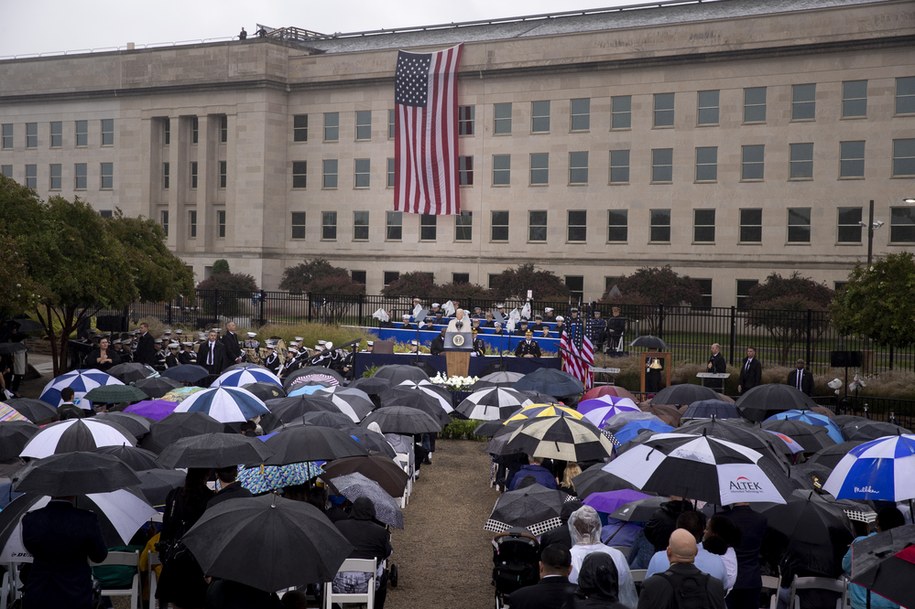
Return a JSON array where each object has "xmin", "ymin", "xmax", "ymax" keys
[{"xmin": 19, "ymin": 419, "xmax": 135, "ymax": 459}]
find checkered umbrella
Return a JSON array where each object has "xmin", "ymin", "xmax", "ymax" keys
[
  {"xmin": 173, "ymin": 386, "xmax": 270, "ymax": 423},
  {"xmin": 484, "ymin": 483, "xmax": 567, "ymax": 536},
  {"xmin": 456, "ymin": 387, "xmax": 533, "ymax": 421},
  {"xmin": 20, "ymin": 419, "xmax": 135, "ymax": 459},
  {"xmin": 501, "ymin": 416, "xmax": 615, "ymax": 462},
  {"xmin": 38, "ymin": 369, "xmax": 123, "ymax": 408}
]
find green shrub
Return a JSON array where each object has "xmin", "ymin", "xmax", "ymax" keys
[{"xmin": 440, "ymin": 418, "xmax": 487, "ymax": 441}]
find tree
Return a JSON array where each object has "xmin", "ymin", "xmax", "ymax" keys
[
  {"xmin": 196, "ymin": 261, "xmax": 259, "ymax": 318},
  {"xmin": 430, "ymin": 282, "xmax": 494, "ymax": 302},
  {"xmin": 602, "ymin": 266, "xmax": 703, "ymax": 334},
  {"xmin": 381, "ymin": 272, "xmax": 435, "ymax": 298},
  {"xmin": 279, "ymin": 259, "xmax": 358, "ymax": 295},
  {"xmin": 831, "ymin": 253, "xmax": 915, "ymax": 350},
  {"xmin": 489, "ymin": 264, "xmax": 570, "ymax": 301},
  {"xmin": 744, "ymin": 272, "xmax": 834, "ymax": 365}
]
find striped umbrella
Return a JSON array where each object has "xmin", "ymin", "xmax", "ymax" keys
[
  {"xmin": 395, "ymin": 380, "xmax": 454, "ymax": 413},
  {"xmin": 38, "ymin": 369, "xmax": 123, "ymax": 407},
  {"xmin": 501, "ymin": 416, "xmax": 614, "ymax": 462},
  {"xmin": 314, "ymin": 387, "xmax": 374, "ymax": 422},
  {"xmin": 823, "ymin": 434, "xmax": 915, "ymax": 501},
  {"xmin": 455, "ymin": 387, "xmax": 533, "ymax": 421},
  {"xmin": 211, "ymin": 367, "xmax": 282, "ymax": 389},
  {"xmin": 504, "ymin": 403, "xmax": 583, "ymax": 425},
  {"xmin": 576, "ymin": 396, "xmax": 640, "ymax": 428},
  {"xmin": 0, "ymin": 403, "xmax": 30, "ymax": 423},
  {"xmin": 19, "ymin": 419, "xmax": 135, "ymax": 459},
  {"xmin": 173, "ymin": 386, "xmax": 270, "ymax": 423}
]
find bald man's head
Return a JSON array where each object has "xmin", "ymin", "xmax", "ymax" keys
[{"xmin": 666, "ymin": 528, "xmax": 698, "ymax": 565}]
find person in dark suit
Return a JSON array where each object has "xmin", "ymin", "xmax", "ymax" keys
[
  {"xmin": 133, "ymin": 322, "xmax": 158, "ymax": 366},
  {"xmin": 221, "ymin": 321, "xmax": 243, "ymax": 365},
  {"xmin": 198, "ymin": 329, "xmax": 228, "ymax": 376},
  {"xmin": 737, "ymin": 347, "xmax": 762, "ymax": 394},
  {"xmin": 208, "ymin": 466, "xmax": 253, "ymax": 509},
  {"xmin": 21, "ymin": 497, "xmax": 108, "ymax": 609},
  {"xmin": 706, "ymin": 342, "xmax": 728, "ymax": 393},
  {"xmin": 718, "ymin": 503, "xmax": 768, "ymax": 609},
  {"xmin": 514, "ymin": 331, "xmax": 541, "ymax": 358},
  {"xmin": 786, "ymin": 359, "xmax": 814, "ymax": 396},
  {"xmin": 507, "ymin": 543, "xmax": 576, "ymax": 609},
  {"xmin": 471, "ymin": 328, "xmax": 487, "ymax": 357},
  {"xmin": 430, "ymin": 329, "xmax": 446, "ymax": 356}
]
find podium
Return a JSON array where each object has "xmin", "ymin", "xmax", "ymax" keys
[
  {"xmin": 697, "ymin": 372, "xmax": 729, "ymax": 392},
  {"xmin": 444, "ymin": 332, "xmax": 473, "ymax": 377}
]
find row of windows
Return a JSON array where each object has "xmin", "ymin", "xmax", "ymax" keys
[
  {"xmin": 1, "ymin": 119, "xmax": 115, "ymax": 150},
  {"xmin": 266, "ymin": 206, "xmax": 915, "ymax": 245},
  {"xmin": 155, "ymin": 116, "xmax": 229, "ymax": 146},
  {"xmin": 286, "ymin": 78, "xmax": 915, "ymax": 143},
  {"xmin": 1, "ymin": 162, "xmax": 114, "ymax": 190},
  {"xmin": 158, "ymin": 209, "xmax": 227, "ymax": 240},
  {"xmin": 160, "ymin": 161, "xmax": 228, "ymax": 190}
]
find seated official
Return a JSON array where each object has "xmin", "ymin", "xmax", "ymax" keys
[{"xmin": 514, "ymin": 331, "xmax": 541, "ymax": 358}]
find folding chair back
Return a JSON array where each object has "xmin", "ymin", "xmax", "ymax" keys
[
  {"xmin": 323, "ymin": 557, "xmax": 377, "ymax": 609},
  {"xmin": 92, "ymin": 551, "xmax": 141, "ymax": 609},
  {"xmin": 788, "ymin": 575, "xmax": 847, "ymax": 609}
]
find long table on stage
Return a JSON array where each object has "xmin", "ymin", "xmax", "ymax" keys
[{"xmin": 352, "ymin": 353, "xmax": 561, "ymax": 379}]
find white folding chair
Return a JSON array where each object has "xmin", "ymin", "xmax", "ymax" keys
[
  {"xmin": 761, "ymin": 574, "xmax": 781, "ymax": 609},
  {"xmin": 787, "ymin": 575, "xmax": 847, "ymax": 609},
  {"xmin": 323, "ymin": 557, "xmax": 377, "ymax": 609},
  {"xmin": 629, "ymin": 568, "xmax": 647, "ymax": 584},
  {"xmin": 92, "ymin": 550, "xmax": 141, "ymax": 609},
  {"xmin": 146, "ymin": 550, "xmax": 164, "ymax": 609}
]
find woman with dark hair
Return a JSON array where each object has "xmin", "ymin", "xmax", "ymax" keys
[
  {"xmin": 86, "ymin": 336, "xmax": 120, "ymax": 371},
  {"xmin": 703, "ymin": 514, "xmax": 739, "ymax": 594},
  {"xmin": 564, "ymin": 553, "xmax": 628, "ymax": 609}
]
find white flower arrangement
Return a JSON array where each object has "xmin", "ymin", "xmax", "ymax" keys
[{"xmin": 430, "ymin": 373, "xmax": 479, "ymax": 391}]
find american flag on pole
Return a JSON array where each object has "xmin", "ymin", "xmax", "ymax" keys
[
  {"xmin": 393, "ymin": 44, "xmax": 462, "ymax": 215},
  {"xmin": 560, "ymin": 329, "xmax": 595, "ymax": 390}
]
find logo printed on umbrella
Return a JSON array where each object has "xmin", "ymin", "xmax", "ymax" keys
[
  {"xmin": 729, "ymin": 475, "xmax": 763, "ymax": 492},
  {"xmin": 853, "ymin": 485, "xmax": 879, "ymax": 495}
]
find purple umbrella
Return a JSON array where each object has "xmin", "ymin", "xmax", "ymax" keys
[
  {"xmin": 124, "ymin": 400, "xmax": 180, "ymax": 422},
  {"xmin": 582, "ymin": 488, "xmax": 651, "ymax": 515}
]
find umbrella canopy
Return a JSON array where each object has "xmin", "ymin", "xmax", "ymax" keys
[
  {"xmin": 484, "ymin": 483, "xmax": 567, "ymax": 536},
  {"xmin": 0, "ymin": 404, "xmax": 29, "ymax": 423},
  {"xmin": 320, "ymin": 455, "xmax": 410, "ymax": 498},
  {"xmin": 328, "ymin": 472, "xmax": 404, "ymax": 528},
  {"xmin": 287, "ymin": 385, "xmax": 329, "ymax": 397},
  {"xmin": 346, "ymin": 428, "xmax": 397, "ymax": 458},
  {"xmin": 681, "ymin": 399, "xmax": 740, "ymax": 420},
  {"xmin": 159, "ymin": 364, "xmax": 209, "ymax": 383},
  {"xmin": 4, "ymin": 398, "xmax": 58, "ymax": 424},
  {"xmin": 842, "ymin": 420, "xmax": 912, "ymax": 441},
  {"xmin": 173, "ymin": 386, "xmax": 270, "ymax": 423},
  {"xmin": 349, "ymin": 376, "xmax": 391, "ymax": 395},
  {"xmin": 123, "ymin": 399, "xmax": 180, "ymax": 422},
  {"xmin": 372, "ymin": 364, "xmax": 429, "ymax": 385},
  {"xmin": 766, "ymin": 410, "xmax": 844, "ymax": 444},
  {"xmin": 788, "ymin": 461, "xmax": 834, "ymax": 491},
  {"xmin": 823, "ymin": 434, "xmax": 915, "ymax": 501},
  {"xmin": 13, "ymin": 451, "xmax": 141, "ymax": 495},
  {"xmin": 378, "ymin": 388, "xmax": 451, "ymax": 425},
  {"xmin": 639, "ymin": 403, "xmax": 682, "ymax": 427},
  {"xmin": 763, "ymin": 430, "xmax": 805, "ymax": 456},
  {"xmin": 132, "ymin": 376, "xmax": 182, "ymax": 399},
  {"xmin": 456, "ymin": 387, "xmax": 533, "ymax": 421},
  {"xmin": 392, "ymin": 380, "xmax": 454, "ymax": 413},
  {"xmin": 761, "ymin": 419, "xmax": 836, "ymax": 453},
  {"xmin": 608, "ymin": 496, "xmax": 669, "ymax": 522},
  {"xmin": 502, "ymin": 416, "xmax": 615, "ymax": 462},
  {"xmin": 265, "ymin": 425, "xmax": 367, "ymax": 465},
  {"xmin": 572, "ymin": 463, "xmax": 638, "ymax": 500},
  {"xmin": 651, "ymin": 384, "xmax": 718, "ymax": 406},
  {"xmin": 183, "ymin": 494, "xmax": 354, "ymax": 592},
  {"xmin": 93, "ymin": 444, "xmax": 161, "ymax": 471},
  {"xmin": 513, "ymin": 367, "xmax": 584, "ymax": 397},
  {"xmin": 629, "ymin": 335, "xmax": 667, "ymax": 350},
  {"xmin": 134, "ymin": 468, "xmax": 185, "ymax": 506},
  {"xmin": 238, "ymin": 462, "xmax": 323, "ymax": 495},
  {"xmin": 157, "ymin": 433, "xmax": 274, "ymax": 468},
  {"xmin": 602, "ymin": 410, "xmax": 664, "ymax": 433},
  {"xmin": 284, "ymin": 366, "xmax": 345, "ymax": 391},
  {"xmin": 360, "ymin": 406, "xmax": 442, "ymax": 435},
  {"xmin": 20, "ymin": 418, "xmax": 135, "ymax": 458},
  {"xmin": 140, "ymin": 411, "xmax": 224, "ymax": 453},
  {"xmin": 160, "ymin": 386, "xmax": 206, "ymax": 404},
  {"xmin": 314, "ymin": 386, "xmax": 375, "ymax": 422},
  {"xmin": 612, "ymin": 419, "xmax": 675, "ymax": 446},
  {"xmin": 291, "ymin": 410, "xmax": 355, "ymax": 429},
  {"xmin": 517, "ymin": 390, "xmax": 561, "ymax": 405},
  {"xmin": 807, "ymin": 441, "xmax": 867, "ymax": 470},
  {"xmin": 849, "ymin": 524, "xmax": 915, "ymax": 609},
  {"xmin": 735, "ymin": 384, "xmax": 818, "ymax": 422},
  {"xmin": 83, "ymin": 384, "xmax": 148, "ymax": 404},
  {"xmin": 0, "ymin": 421, "xmax": 39, "ymax": 460},
  {"xmin": 94, "ymin": 412, "xmax": 152, "ymax": 439},
  {"xmin": 760, "ymin": 489, "xmax": 855, "ymax": 548},
  {"xmin": 106, "ymin": 362, "xmax": 158, "ymax": 383},
  {"xmin": 504, "ymin": 403, "xmax": 583, "ymax": 424},
  {"xmin": 39, "ymin": 369, "xmax": 123, "ymax": 407},
  {"xmin": 678, "ymin": 418, "xmax": 787, "ymax": 465},
  {"xmin": 242, "ymin": 381, "xmax": 287, "ymax": 402},
  {"xmin": 582, "ymin": 489, "xmax": 651, "ymax": 515},
  {"xmin": 576, "ymin": 397, "xmax": 640, "ymax": 428},
  {"xmin": 474, "ymin": 371, "xmax": 525, "ymax": 387},
  {"xmin": 261, "ymin": 395, "xmax": 342, "ymax": 431},
  {"xmin": 602, "ymin": 432, "xmax": 794, "ymax": 505},
  {"xmin": 581, "ymin": 385, "xmax": 637, "ymax": 402},
  {"xmin": 212, "ymin": 367, "xmax": 282, "ymax": 389}
]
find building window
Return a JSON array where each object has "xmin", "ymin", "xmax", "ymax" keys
[
  {"xmin": 74, "ymin": 163, "xmax": 87, "ymax": 190},
  {"xmin": 891, "ymin": 206, "xmax": 915, "ymax": 243},
  {"xmin": 383, "ymin": 271, "xmax": 400, "ymax": 287},
  {"xmin": 452, "ymin": 273, "xmax": 469, "ymax": 284},
  {"xmin": 292, "ymin": 161, "xmax": 307, "ymax": 189},
  {"xmin": 99, "ymin": 209, "xmax": 113, "ymax": 219},
  {"xmin": 739, "ymin": 208, "xmax": 762, "ymax": 243},
  {"xmin": 743, "ymin": 87, "xmax": 767, "ymax": 123},
  {"xmin": 787, "ymin": 207, "xmax": 811, "ymax": 243},
  {"xmin": 0, "ymin": 165, "xmax": 11, "ymax": 178},
  {"xmin": 324, "ymin": 112, "xmax": 339, "ymax": 142},
  {"xmin": 741, "ymin": 145, "xmax": 765, "ymax": 181},
  {"xmin": 837, "ymin": 207, "xmax": 863, "ymax": 243},
  {"xmin": 50, "ymin": 121, "xmax": 62, "ymax": 148},
  {"xmin": 893, "ymin": 138, "xmax": 915, "ymax": 177},
  {"xmin": 842, "ymin": 80, "xmax": 867, "ymax": 118},
  {"xmin": 839, "ymin": 141, "xmax": 865, "ymax": 179},
  {"xmin": 420, "ymin": 214, "xmax": 437, "ymax": 241},
  {"xmin": 386, "ymin": 211, "xmax": 402, "ymax": 241},
  {"xmin": 75, "ymin": 120, "xmax": 88, "ymax": 147},
  {"xmin": 355, "ymin": 110, "xmax": 372, "ymax": 141},
  {"xmin": 190, "ymin": 161, "xmax": 198, "ymax": 189},
  {"xmin": 458, "ymin": 105, "xmax": 475, "ymax": 136},
  {"xmin": 160, "ymin": 210, "xmax": 169, "ymax": 236},
  {"xmin": 650, "ymin": 209, "xmax": 671, "ymax": 242},
  {"xmin": 351, "ymin": 270, "xmax": 367, "ymax": 285},
  {"xmin": 388, "ymin": 109, "xmax": 395, "ymax": 139},
  {"xmin": 529, "ymin": 153, "xmax": 549, "ymax": 185},
  {"xmin": 291, "ymin": 212, "xmax": 306, "ymax": 239},
  {"xmin": 216, "ymin": 209, "xmax": 226, "ymax": 238},
  {"xmin": 491, "ymin": 211, "xmax": 509, "ymax": 241},
  {"xmin": 693, "ymin": 209, "xmax": 716, "ymax": 243},
  {"xmin": 190, "ymin": 117, "xmax": 199, "ymax": 144},
  {"xmin": 568, "ymin": 151, "xmax": 589, "ymax": 185},
  {"xmin": 653, "ymin": 93, "xmax": 674, "ymax": 127},
  {"xmin": 322, "ymin": 211, "xmax": 337, "ymax": 240},
  {"xmin": 218, "ymin": 160, "xmax": 227, "ymax": 188},
  {"xmin": 789, "ymin": 143, "xmax": 814, "ymax": 180},
  {"xmin": 455, "ymin": 211, "xmax": 472, "ymax": 242},
  {"xmin": 49, "ymin": 163, "xmax": 61, "ymax": 190},
  {"xmin": 458, "ymin": 156, "xmax": 474, "ymax": 186},
  {"xmin": 528, "ymin": 210, "xmax": 547, "ymax": 242},
  {"xmin": 25, "ymin": 123, "xmax": 37, "ymax": 149},
  {"xmin": 323, "ymin": 159, "xmax": 338, "ymax": 189},
  {"xmin": 161, "ymin": 162, "xmax": 169, "ymax": 190},
  {"xmin": 162, "ymin": 119, "xmax": 170, "ymax": 145},
  {"xmin": 568, "ymin": 210, "xmax": 587, "ymax": 242},
  {"xmin": 24, "ymin": 164, "xmax": 37, "ymax": 189},
  {"xmin": 293, "ymin": 114, "xmax": 308, "ymax": 142},
  {"xmin": 697, "ymin": 90, "xmax": 719, "ymax": 125},
  {"xmin": 611, "ymin": 95, "xmax": 631, "ymax": 130},
  {"xmin": 609, "ymin": 149, "xmax": 630, "ymax": 184},
  {"xmin": 188, "ymin": 210, "xmax": 197, "ymax": 238},
  {"xmin": 897, "ymin": 77, "xmax": 915, "ymax": 115},
  {"xmin": 219, "ymin": 115, "xmax": 228, "ymax": 143},
  {"xmin": 695, "ymin": 279, "xmax": 713, "ymax": 309},
  {"xmin": 608, "ymin": 210, "xmax": 628, "ymax": 242},
  {"xmin": 492, "ymin": 154, "xmax": 511, "ymax": 186},
  {"xmin": 1, "ymin": 124, "xmax": 12, "ymax": 149},
  {"xmin": 570, "ymin": 98, "xmax": 590, "ymax": 131},
  {"xmin": 565, "ymin": 276, "xmax": 584, "ymax": 302},
  {"xmin": 792, "ymin": 83, "xmax": 816, "ymax": 121},
  {"xmin": 353, "ymin": 211, "xmax": 369, "ymax": 241},
  {"xmin": 354, "ymin": 158, "xmax": 371, "ymax": 189},
  {"xmin": 531, "ymin": 100, "xmax": 550, "ymax": 133},
  {"xmin": 101, "ymin": 118, "xmax": 114, "ymax": 146},
  {"xmin": 100, "ymin": 162, "xmax": 114, "ymax": 190},
  {"xmin": 386, "ymin": 158, "xmax": 395, "ymax": 188},
  {"xmin": 651, "ymin": 148, "xmax": 673, "ymax": 183},
  {"xmin": 736, "ymin": 279, "xmax": 759, "ymax": 310},
  {"xmin": 695, "ymin": 146, "xmax": 718, "ymax": 182},
  {"xmin": 493, "ymin": 102, "xmax": 512, "ymax": 135}
]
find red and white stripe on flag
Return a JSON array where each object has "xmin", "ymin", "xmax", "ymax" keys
[
  {"xmin": 560, "ymin": 330, "xmax": 595, "ymax": 390},
  {"xmin": 393, "ymin": 44, "xmax": 462, "ymax": 216}
]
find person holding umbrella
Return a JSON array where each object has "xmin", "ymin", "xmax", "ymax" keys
[
  {"xmin": 333, "ymin": 497, "xmax": 393, "ymax": 609},
  {"xmin": 842, "ymin": 506, "xmax": 906, "ymax": 609}
]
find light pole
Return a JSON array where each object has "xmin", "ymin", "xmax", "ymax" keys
[{"xmin": 860, "ymin": 199, "xmax": 884, "ymax": 268}]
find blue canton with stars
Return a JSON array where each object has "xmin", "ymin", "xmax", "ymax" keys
[{"xmin": 395, "ymin": 52, "xmax": 431, "ymax": 107}]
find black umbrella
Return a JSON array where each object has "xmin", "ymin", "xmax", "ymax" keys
[
  {"xmin": 807, "ymin": 441, "xmax": 867, "ymax": 470},
  {"xmin": 379, "ymin": 387, "xmax": 451, "ymax": 425},
  {"xmin": 242, "ymin": 381, "xmax": 286, "ymax": 401},
  {"xmin": 19, "ymin": 419, "xmax": 136, "ymax": 459},
  {"xmin": 92, "ymin": 445, "xmax": 161, "ymax": 471},
  {"xmin": 107, "ymin": 362, "xmax": 158, "ymax": 383},
  {"xmin": 849, "ymin": 524, "xmax": 915, "ymax": 608},
  {"xmin": 4, "ymin": 398, "xmax": 59, "ymax": 424},
  {"xmin": 787, "ymin": 461, "xmax": 834, "ymax": 491},
  {"xmin": 760, "ymin": 489, "xmax": 855, "ymax": 547},
  {"xmin": 94, "ymin": 412, "xmax": 152, "ymax": 439},
  {"xmin": 832, "ymin": 414, "xmax": 868, "ymax": 428},
  {"xmin": 572, "ymin": 463, "xmax": 639, "ymax": 500},
  {"xmin": 260, "ymin": 395, "xmax": 340, "ymax": 432},
  {"xmin": 321, "ymin": 455, "xmax": 410, "ymax": 498},
  {"xmin": 629, "ymin": 335, "xmax": 667, "ymax": 350},
  {"xmin": 608, "ymin": 496, "xmax": 668, "ymax": 522},
  {"xmin": 761, "ymin": 419, "xmax": 836, "ymax": 453},
  {"xmin": 0, "ymin": 421, "xmax": 39, "ymax": 461},
  {"xmin": 513, "ymin": 367, "xmax": 584, "ymax": 398},
  {"xmin": 0, "ymin": 342, "xmax": 27, "ymax": 355},
  {"xmin": 681, "ymin": 399, "xmax": 740, "ymax": 420},
  {"xmin": 842, "ymin": 420, "xmax": 912, "ymax": 441},
  {"xmin": 345, "ymin": 427, "xmax": 397, "ymax": 458},
  {"xmin": 349, "ymin": 376, "xmax": 391, "ymax": 395},
  {"xmin": 133, "ymin": 468, "xmax": 185, "ymax": 506},
  {"xmin": 13, "ymin": 451, "xmax": 141, "ymax": 495},
  {"xmin": 140, "ymin": 412, "xmax": 224, "ymax": 453},
  {"xmin": 5, "ymin": 318, "xmax": 43, "ymax": 333},
  {"xmin": 360, "ymin": 405, "xmax": 442, "ymax": 434},
  {"xmin": 372, "ymin": 364, "xmax": 430, "ymax": 385},
  {"xmin": 678, "ymin": 418, "xmax": 787, "ymax": 466},
  {"xmin": 515, "ymin": 390, "xmax": 560, "ymax": 404},
  {"xmin": 183, "ymin": 494, "xmax": 354, "ymax": 592},
  {"xmin": 283, "ymin": 366, "xmax": 345, "ymax": 391},
  {"xmin": 652, "ymin": 384, "xmax": 718, "ymax": 406},
  {"xmin": 286, "ymin": 410, "xmax": 355, "ymax": 429},
  {"xmin": 264, "ymin": 425, "xmax": 367, "ymax": 465},
  {"xmin": 735, "ymin": 384, "xmax": 818, "ymax": 422},
  {"xmin": 157, "ymin": 433, "xmax": 273, "ymax": 468},
  {"xmin": 483, "ymin": 483, "xmax": 567, "ymax": 536},
  {"xmin": 132, "ymin": 376, "xmax": 182, "ymax": 399},
  {"xmin": 159, "ymin": 364, "xmax": 209, "ymax": 383}
]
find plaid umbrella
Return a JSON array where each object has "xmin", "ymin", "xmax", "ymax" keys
[
  {"xmin": 212, "ymin": 367, "xmax": 282, "ymax": 389},
  {"xmin": 501, "ymin": 416, "xmax": 615, "ymax": 462},
  {"xmin": 123, "ymin": 399, "xmax": 180, "ymax": 422},
  {"xmin": 238, "ymin": 462, "xmax": 323, "ymax": 495},
  {"xmin": 20, "ymin": 419, "xmax": 135, "ymax": 458},
  {"xmin": 823, "ymin": 434, "xmax": 915, "ymax": 501},
  {"xmin": 484, "ymin": 483, "xmax": 567, "ymax": 536},
  {"xmin": 173, "ymin": 386, "xmax": 270, "ymax": 423},
  {"xmin": 83, "ymin": 384, "xmax": 148, "ymax": 405},
  {"xmin": 160, "ymin": 386, "xmax": 206, "ymax": 403},
  {"xmin": 456, "ymin": 387, "xmax": 533, "ymax": 421},
  {"xmin": 0, "ymin": 404, "xmax": 29, "ymax": 423},
  {"xmin": 328, "ymin": 472, "xmax": 405, "ymax": 528},
  {"xmin": 39, "ymin": 369, "xmax": 123, "ymax": 407}
]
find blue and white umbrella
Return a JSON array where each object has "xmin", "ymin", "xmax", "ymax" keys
[
  {"xmin": 822, "ymin": 434, "xmax": 915, "ymax": 502},
  {"xmin": 211, "ymin": 367, "xmax": 282, "ymax": 389},
  {"xmin": 173, "ymin": 386, "xmax": 270, "ymax": 423},
  {"xmin": 39, "ymin": 369, "xmax": 123, "ymax": 408},
  {"xmin": 765, "ymin": 409, "xmax": 844, "ymax": 444}
]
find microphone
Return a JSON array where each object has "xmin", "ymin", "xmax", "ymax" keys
[{"xmin": 455, "ymin": 320, "xmax": 463, "ymax": 330}]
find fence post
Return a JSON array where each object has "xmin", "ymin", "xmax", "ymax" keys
[
  {"xmin": 358, "ymin": 294, "xmax": 364, "ymax": 324},
  {"xmin": 805, "ymin": 309, "xmax": 813, "ymax": 366},
  {"xmin": 258, "ymin": 290, "xmax": 266, "ymax": 326},
  {"xmin": 307, "ymin": 292, "xmax": 313, "ymax": 323},
  {"xmin": 213, "ymin": 289, "xmax": 220, "ymax": 322},
  {"xmin": 657, "ymin": 304, "xmax": 665, "ymax": 338},
  {"xmin": 165, "ymin": 301, "xmax": 172, "ymax": 327},
  {"xmin": 728, "ymin": 306, "xmax": 737, "ymax": 366}
]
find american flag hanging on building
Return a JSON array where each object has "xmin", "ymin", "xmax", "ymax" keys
[
  {"xmin": 560, "ymin": 329, "xmax": 595, "ymax": 390},
  {"xmin": 393, "ymin": 44, "xmax": 462, "ymax": 215}
]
